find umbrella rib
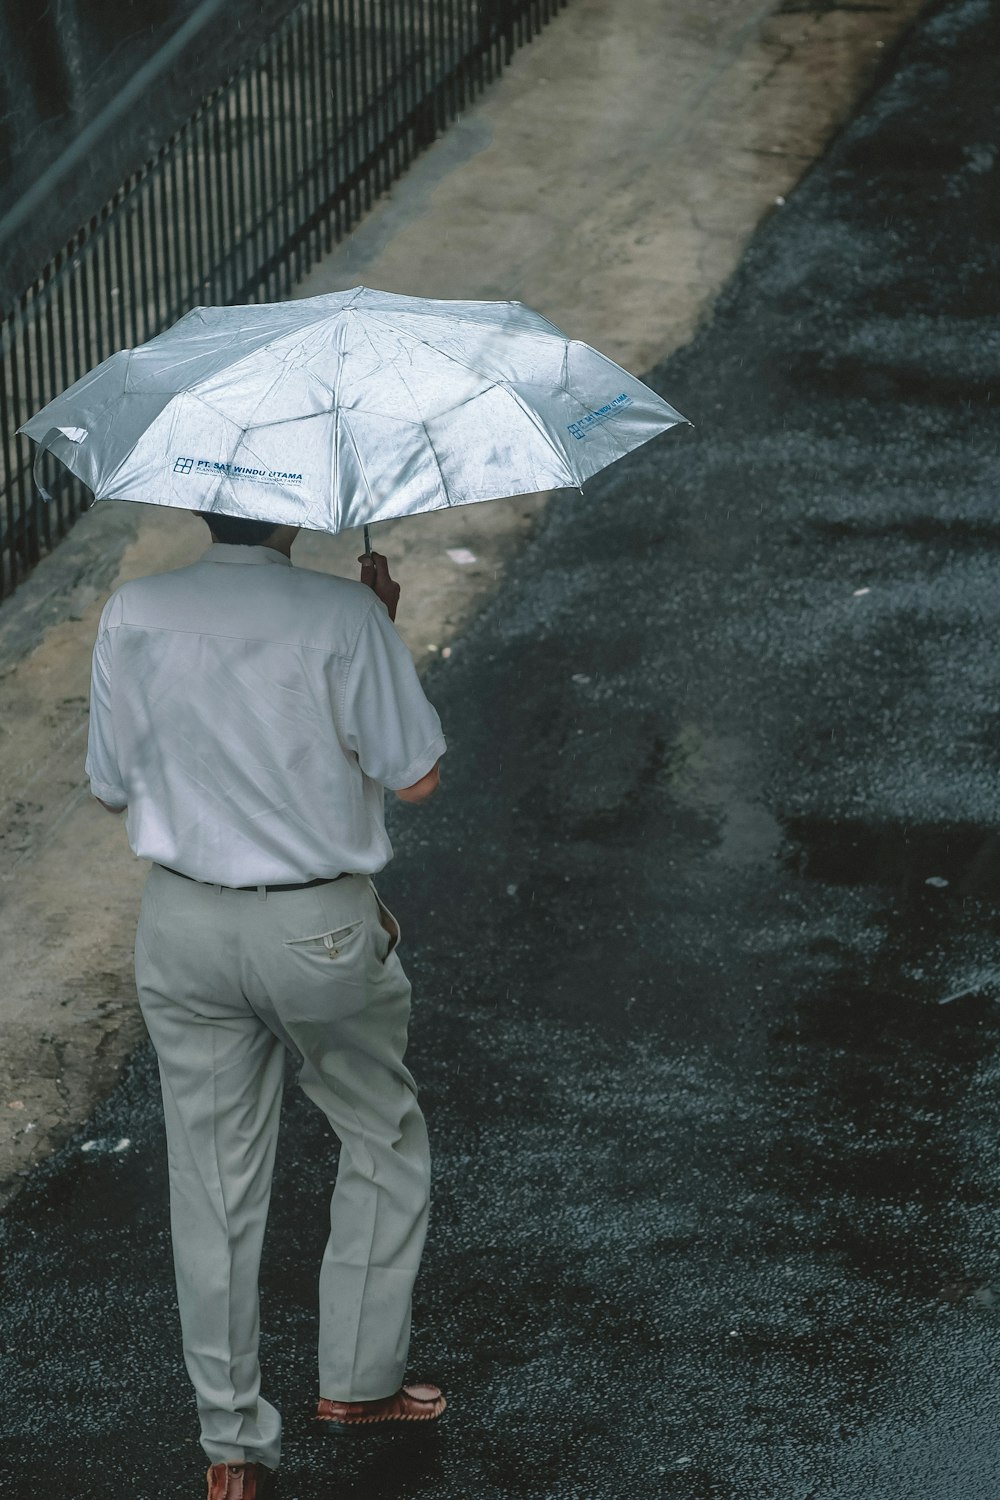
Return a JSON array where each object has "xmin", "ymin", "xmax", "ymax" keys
[
  {"xmin": 381, "ymin": 352, "xmax": 457, "ymax": 506},
  {"xmin": 151, "ymin": 304, "xmax": 344, "ymax": 396},
  {"xmin": 359, "ymin": 311, "xmax": 503, "ymax": 389},
  {"xmin": 561, "ymin": 361, "xmax": 644, "ymax": 465},
  {"xmin": 419, "ymin": 415, "xmax": 454, "ymax": 506},
  {"xmin": 332, "ymin": 313, "xmax": 351, "ymax": 528},
  {"xmin": 358, "ymin": 317, "xmax": 535, "ymax": 506},
  {"xmin": 394, "ymin": 362, "xmax": 452, "ymax": 504},
  {"xmin": 97, "ymin": 388, "xmax": 228, "ymax": 498},
  {"xmin": 339, "ymin": 410, "xmax": 380, "ymax": 521},
  {"xmin": 499, "ymin": 384, "xmax": 579, "ymax": 487}
]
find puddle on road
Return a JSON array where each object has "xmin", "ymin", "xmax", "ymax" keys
[
  {"xmin": 779, "ymin": 815, "xmax": 1000, "ymax": 902},
  {"xmin": 758, "ymin": 808, "xmax": 1000, "ymax": 1310},
  {"xmin": 776, "ymin": 813, "xmax": 1000, "ymax": 1007},
  {"xmin": 760, "ymin": 954, "xmax": 1000, "ymax": 1320},
  {"xmin": 808, "ymin": 516, "xmax": 1000, "ymax": 550},
  {"xmin": 781, "ymin": 350, "xmax": 993, "ymax": 408}
]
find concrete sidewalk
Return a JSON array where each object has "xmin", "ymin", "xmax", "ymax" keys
[{"xmin": 0, "ymin": 0, "xmax": 927, "ymax": 1202}]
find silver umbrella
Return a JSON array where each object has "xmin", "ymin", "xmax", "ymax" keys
[{"xmin": 20, "ymin": 286, "xmax": 688, "ymax": 545}]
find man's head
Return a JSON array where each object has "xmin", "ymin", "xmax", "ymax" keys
[{"xmin": 198, "ymin": 512, "xmax": 285, "ymax": 547}]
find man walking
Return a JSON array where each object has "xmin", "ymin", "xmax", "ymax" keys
[{"xmin": 85, "ymin": 512, "xmax": 447, "ymax": 1499}]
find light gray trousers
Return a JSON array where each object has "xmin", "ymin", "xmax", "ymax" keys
[{"xmin": 133, "ymin": 864, "xmax": 430, "ymax": 1471}]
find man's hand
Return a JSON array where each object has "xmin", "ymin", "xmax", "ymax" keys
[{"xmin": 359, "ymin": 552, "xmax": 400, "ymax": 621}]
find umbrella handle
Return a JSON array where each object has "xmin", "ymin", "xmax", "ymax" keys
[{"xmin": 363, "ymin": 523, "xmax": 372, "ymax": 557}]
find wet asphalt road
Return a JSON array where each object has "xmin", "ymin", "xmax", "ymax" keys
[{"xmin": 5, "ymin": 1, "xmax": 1000, "ymax": 1495}]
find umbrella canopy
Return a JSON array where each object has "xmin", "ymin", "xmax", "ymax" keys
[{"xmin": 19, "ymin": 286, "xmax": 687, "ymax": 534}]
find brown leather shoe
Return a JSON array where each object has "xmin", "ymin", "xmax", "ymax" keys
[
  {"xmin": 316, "ymin": 1382, "xmax": 447, "ymax": 1429},
  {"xmin": 206, "ymin": 1462, "xmax": 277, "ymax": 1499}
]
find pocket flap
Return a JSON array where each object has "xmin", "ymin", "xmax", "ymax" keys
[{"xmin": 284, "ymin": 919, "xmax": 365, "ymax": 948}]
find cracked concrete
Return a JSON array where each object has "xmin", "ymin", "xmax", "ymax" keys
[{"xmin": 0, "ymin": 0, "xmax": 928, "ymax": 1207}]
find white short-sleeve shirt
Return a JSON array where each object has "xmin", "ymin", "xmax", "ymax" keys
[{"xmin": 85, "ymin": 543, "xmax": 446, "ymax": 885}]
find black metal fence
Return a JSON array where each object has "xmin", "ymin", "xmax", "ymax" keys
[{"xmin": 0, "ymin": 0, "xmax": 568, "ymax": 602}]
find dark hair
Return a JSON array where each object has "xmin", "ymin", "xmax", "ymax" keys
[{"xmin": 199, "ymin": 512, "xmax": 281, "ymax": 547}]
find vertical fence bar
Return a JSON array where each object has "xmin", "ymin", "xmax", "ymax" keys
[
  {"xmin": 350, "ymin": 0, "xmax": 365, "ymax": 220},
  {"xmin": 284, "ymin": 18, "xmax": 300, "ymax": 286},
  {"xmin": 247, "ymin": 60, "xmax": 267, "ymax": 299},
  {"xmin": 285, "ymin": 17, "xmax": 303, "ymax": 288},
  {"xmin": 315, "ymin": 0, "xmax": 335, "ymax": 251},
  {"xmin": 21, "ymin": 287, "xmax": 47, "ymax": 550},
  {"xmin": 234, "ymin": 87, "xmax": 250, "ymax": 302},
  {"xmin": 0, "ymin": 334, "xmax": 17, "ymax": 596},
  {"xmin": 383, "ymin": 0, "xmax": 397, "ymax": 179},
  {"xmin": 294, "ymin": 7, "xmax": 312, "ymax": 282},
  {"xmin": 8, "ymin": 298, "xmax": 35, "ymax": 569},
  {"xmin": 181, "ymin": 131, "xmax": 194, "ymax": 309},
  {"xmin": 64, "ymin": 234, "xmax": 83, "ymax": 394},
  {"xmin": 427, "ymin": 0, "xmax": 441, "ymax": 138},
  {"xmin": 397, "ymin": 0, "xmax": 410, "ymax": 169},
  {"xmin": 156, "ymin": 148, "xmax": 177, "ymax": 328},
  {"xmin": 40, "ymin": 268, "xmax": 64, "ymax": 538},
  {"xmin": 276, "ymin": 26, "xmax": 295, "ymax": 296},
  {"xmin": 191, "ymin": 119, "xmax": 208, "ymax": 306},
  {"xmin": 31, "ymin": 286, "xmax": 50, "ymax": 547},
  {"xmin": 455, "ymin": 0, "xmax": 468, "ymax": 112},
  {"xmin": 406, "ymin": 0, "xmax": 419, "ymax": 158},
  {"xmin": 54, "ymin": 247, "xmax": 72, "ymax": 430},
  {"xmin": 476, "ymin": 0, "xmax": 488, "ymax": 90},
  {"xmin": 301, "ymin": 0, "xmax": 315, "ymax": 271},
  {"xmin": 202, "ymin": 102, "xmax": 218, "ymax": 304},
  {"xmin": 374, "ymin": 0, "xmax": 387, "ymax": 195},
  {"xmin": 491, "ymin": 0, "xmax": 502, "ymax": 82},
  {"xmin": 276, "ymin": 19, "xmax": 292, "ymax": 295},
  {"xmin": 358, "ymin": 0, "xmax": 370, "ymax": 197},
  {"xmin": 302, "ymin": 0, "xmax": 321, "ymax": 270},
  {"xmin": 276, "ymin": 23, "xmax": 293, "ymax": 292},
  {"xmin": 190, "ymin": 111, "xmax": 208, "ymax": 304},
  {"xmin": 214, "ymin": 95, "xmax": 230, "ymax": 303},
  {"xmin": 332, "ymin": 0, "xmax": 345, "ymax": 234},
  {"xmin": 441, "ymin": 0, "xmax": 452, "ymax": 122},
  {"xmin": 455, "ymin": 0, "xmax": 462, "ymax": 115},
  {"xmin": 121, "ymin": 180, "xmax": 139, "ymax": 347},
  {"xmin": 255, "ymin": 50, "xmax": 271, "ymax": 300},
  {"xmin": 140, "ymin": 174, "xmax": 156, "ymax": 338},
  {"xmin": 178, "ymin": 138, "xmax": 197, "ymax": 318},
  {"xmin": 365, "ymin": 0, "xmax": 378, "ymax": 196},
  {"xmin": 366, "ymin": 0, "xmax": 378, "ymax": 207},
  {"xmin": 239, "ymin": 73, "xmax": 256, "ymax": 300},
  {"xmin": 316, "ymin": 0, "xmax": 332, "ymax": 265},
  {"xmin": 211, "ymin": 96, "xmax": 231, "ymax": 303},
  {"xmin": 314, "ymin": 0, "xmax": 329, "ymax": 247},
  {"xmin": 74, "ymin": 241, "xmax": 94, "ymax": 532},
  {"xmin": 331, "ymin": 0, "xmax": 347, "ymax": 240},
  {"xmin": 136, "ymin": 182, "xmax": 154, "ymax": 342},
  {"xmin": 264, "ymin": 47, "xmax": 282, "ymax": 298},
  {"xmin": 280, "ymin": 20, "xmax": 298, "ymax": 295}
]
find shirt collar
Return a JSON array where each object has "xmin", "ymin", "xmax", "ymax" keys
[{"xmin": 202, "ymin": 544, "xmax": 293, "ymax": 567}]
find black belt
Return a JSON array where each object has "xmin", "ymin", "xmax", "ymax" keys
[{"xmin": 158, "ymin": 865, "xmax": 350, "ymax": 893}]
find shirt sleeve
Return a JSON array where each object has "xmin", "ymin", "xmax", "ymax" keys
[
  {"xmin": 339, "ymin": 601, "xmax": 447, "ymax": 790},
  {"xmin": 84, "ymin": 599, "xmax": 128, "ymax": 808}
]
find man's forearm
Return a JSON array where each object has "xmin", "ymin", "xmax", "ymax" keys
[{"xmin": 395, "ymin": 759, "xmax": 441, "ymax": 804}]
